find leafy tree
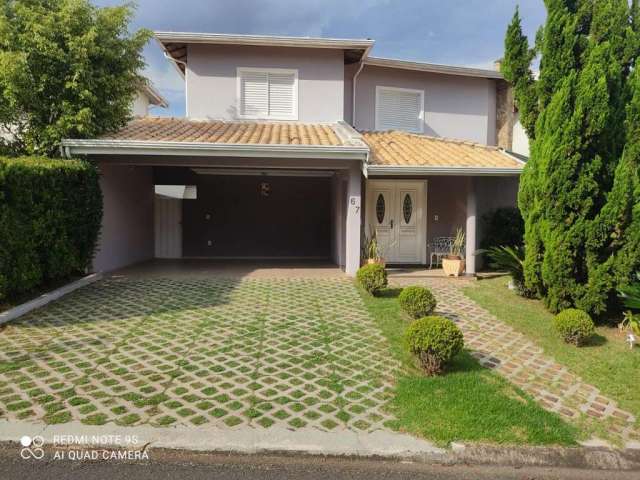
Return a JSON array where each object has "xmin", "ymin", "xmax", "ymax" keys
[
  {"xmin": 0, "ymin": 0, "xmax": 150, "ymax": 156},
  {"xmin": 503, "ymin": 0, "xmax": 640, "ymax": 315}
]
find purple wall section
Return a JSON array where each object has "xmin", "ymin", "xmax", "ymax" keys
[
  {"xmin": 426, "ymin": 177, "xmax": 469, "ymax": 242},
  {"xmin": 186, "ymin": 44, "xmax": 345, "ymax": 122},
  {"xmin": 351, "ymin": 65, "xmax": 497, "ymax": 145},
  {"xmin": 426, "ymin": 175, "xmax": 518, "ymax": 245},
  {"xmin": 92, "ymin": 163, "xmax": 154, "ymax": 272},
  {"xmin": 363, "ymin": 175, "xmax": 519, "ymax": 266}
]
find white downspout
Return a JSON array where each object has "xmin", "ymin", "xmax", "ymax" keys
[{"xmin": 352, "ymin": 45, "xmax": 372, "ymax": 128}]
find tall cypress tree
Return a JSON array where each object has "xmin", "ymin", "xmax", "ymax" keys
[
  {"xmin": 502, "ymin": 7, "xmax": 538, "ymax": 139},
  {"xmin": 503, "ymin": 0, "xmax": 639, "ymax": 315},
  {"xmin": 516, "ymin": 0, "xmax": 586, "ymax": 302}
]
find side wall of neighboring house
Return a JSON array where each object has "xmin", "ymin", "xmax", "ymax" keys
[
  {"xmin": 351, "ymin": 65, "xmax": 498, "ymax": 145},
  {"xmin": 512, "ymin": 113, "xmax": 530, "ymax": 157},
  {"xmin": 186, "ymin": 44, "xmax": 345, "ymax": 122},
  {"xmin": 93, "ymin": 163, "xmax": 154, "ymax": 272},
  {"xmin": 132, "ymin": 93, "xmax": 150, "ymax": 117}
]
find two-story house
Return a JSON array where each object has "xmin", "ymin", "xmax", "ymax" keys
[{"xmin": 61, "ymin": 32, "xmax": 525, "ymax": 276}]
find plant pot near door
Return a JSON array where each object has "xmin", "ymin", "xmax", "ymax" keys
[
  {"xmin": 366, "ymin": 257, "xmax": 386, "ymax": 267},
  {"xmin": 442, "ymin": 228, "xmax": 466, "ymax": 277},
  {"xmin": 442, "ymin": 255, "xmax": 465, "ymax": 277}
]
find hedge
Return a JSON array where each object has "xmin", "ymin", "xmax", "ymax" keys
[{"xmin": 0, "ymin": 157, "xmax": 102, "ymax": 300}]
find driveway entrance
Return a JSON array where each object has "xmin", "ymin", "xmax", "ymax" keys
[{"xmin": 0, "ymin": 272, "xmax": 397, "ymax": 432}]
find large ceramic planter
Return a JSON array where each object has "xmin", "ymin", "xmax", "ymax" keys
[{"xmin": 442, "ymin": 256, "xmax": 465, "ymax": 277}]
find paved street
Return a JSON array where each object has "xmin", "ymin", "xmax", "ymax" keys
[{"xmin": 0, "ymin": 446, "xmax": 637, "ymax": 480}]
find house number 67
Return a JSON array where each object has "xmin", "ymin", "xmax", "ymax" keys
[{"xmin": 350, "ymin": 196, "xmax": 361, "ymax": 214}]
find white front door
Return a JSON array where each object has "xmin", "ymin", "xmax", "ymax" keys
[{"xmin": 366, "ymin": 181, "xmax": 426, "ymax": 264}]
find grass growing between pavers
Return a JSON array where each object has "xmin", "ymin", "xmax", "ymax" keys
[
  {"xmin": 463, "ymin": 276, "xmax": 640, "ymax": 422},
  {"xmin": 358, "ymin": 285, "xmax": 580, "ymax": 447},
  {"xmin": 0, "ymin": 278, "xmax": 398, "ymax": 432}
]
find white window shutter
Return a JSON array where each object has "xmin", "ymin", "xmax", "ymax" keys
[
  {"xmin": 377, "ymin": 88, "xmax": 423, "ymax": 133},
  {"xmin": 240, "ymin": 71, "xmax": 268, "ymax": 117},
  {"xmin": 268, "ymin": 72, "xmax": 296, "ymax": 118}
]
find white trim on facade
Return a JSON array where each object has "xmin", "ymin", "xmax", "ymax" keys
[
  {"xmin": 61, "ymin": 139, "xmax": 369, "ymax": 160},
  {"xmin": 236, "ymin": 67, "xmax": 299, "ymax": 121},
  {"xmin": 374, "ymin": 85, "xmax": 425, "ymax": 134},
  {"xmin": 155, "ymin": 32, "xmax": 374, "ymax": 51},
  {"xmin": 191, "ymin": 168, "xmax": 335, "ymax": 177},
  {"xmin": 365, "ymin": 57, "xmax": 504, "ymax": 80},
  {"xmin": 364, "ymin": 165, "xmax": 523, "ymax": 176}
]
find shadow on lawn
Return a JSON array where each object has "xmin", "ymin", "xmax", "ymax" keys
[
  {"xmin": 376, "ymin": 287, "xmax": 404, "ymax": 298},
  {"xmin": 443, "ymin": 350, "xmax": 486, "ymax": 375},
  {"xmin": 583, "ymin": 332, "xmax": 608, "ymax": 347}
]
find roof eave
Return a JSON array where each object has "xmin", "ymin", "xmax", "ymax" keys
[
  {"xmin": 154, "ymin": 31, "xmax": 374, "ymax": 49},
  {"xmin": 365, "ymin": 165, "xmax": 523, "ymax": 176},
  {"xmin": 142, "ymin": 84, "xmax": 169, "ymax": 108},
  {"xmin": 364, "ymin": 57, "xmax": 504, "ymax": 80},
  {"xmin": 60, "ymin": 139, "xmax": 369, "ymax": 161}
]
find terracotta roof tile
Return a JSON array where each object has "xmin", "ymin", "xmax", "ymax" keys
[
  {"xmin": 361, "ymin": 130, "xmax": 524, "ymax": 169},
  {"xmin": 102, "ymin": 117, "xmax": 343, "ymax": 146}
]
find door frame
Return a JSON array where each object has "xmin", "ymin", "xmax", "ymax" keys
[{"xmin": 365, "ymin": 179, "xmax": 428, "ymax": 264}]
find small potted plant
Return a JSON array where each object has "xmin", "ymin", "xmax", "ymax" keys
[
  {"xmin": 363, "ymin": 229, "xmax": 385, "ymax": 266},
  {"xmin": 442, "ymin": 228, "xmax": 465, "ymax": 277}
]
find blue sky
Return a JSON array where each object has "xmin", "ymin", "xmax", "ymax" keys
[{"xmin": 93, "ymin": 0, "xmax": 547, "ymax": 117}]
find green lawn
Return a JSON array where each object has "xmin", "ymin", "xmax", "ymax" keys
[
  {"xmin": 463, "ymin": 276, "xmax": 640, "ymax": 422},
  {"xmin": 358, "ymin": 286, "xmax": 579, "ymax": 447}
]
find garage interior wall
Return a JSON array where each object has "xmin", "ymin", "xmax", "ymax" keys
[
  {"xmin": 182, "ymin": 174, "xmax": 333, "ymax": 258},
  {"xmin": 93, "ymin": 163, "xmax": 154, "ymax": 272}
]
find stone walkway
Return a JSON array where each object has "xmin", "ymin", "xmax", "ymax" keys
[
  {"xmin": 390, "ymin": 277, "xmax": 640, "ymax": 447},
  {"xmin": 0, "ymin": 278, "xmax": 397, "ymax": 432}
]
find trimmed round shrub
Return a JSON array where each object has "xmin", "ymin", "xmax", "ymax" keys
[
  {"xmin": 356, "ymin": 264, "xmax": 387, "ymax": 295},
  {"xmin": 553, "ymin": 309, "xmax": 595, "ymax": 346},
  {"xmin": 398, "ymin": 286, "xmax": 437, "ymax": 319},
  {"xmin": 405, "ymin": 316, "xmax": 464, "ymax": 375}
]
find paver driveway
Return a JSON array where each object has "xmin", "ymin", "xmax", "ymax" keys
[{"xmin": 0, "ymin": 278, "xmax": 398, "ymax": 431}]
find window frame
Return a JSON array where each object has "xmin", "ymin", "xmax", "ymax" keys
[
  {"xmin": 374, "ymin": 85, "xmax": 425, "ymax": 133},
  {"xmin": 236, "ymin": 67, "xmax": 299, "ymax": 121}
]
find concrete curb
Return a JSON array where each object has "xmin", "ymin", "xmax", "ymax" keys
[
  {"xmin": 448, "ymin": 443, "xmax": 640, "ymax": 471},
  {"xmin": 0, "ymin": 273, "xmax": 102, "ymax": 325},
  {"xmin": 1, "ymin": 420, "xmax": 639, "ymax": 470},
  {"xmin": 0, "ymin": 420, "xmax": 445, "ymax": 461}
]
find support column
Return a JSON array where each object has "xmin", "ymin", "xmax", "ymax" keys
[
  {"xmin": 465, "ymin": 177, "xmax": 477, "ymax": 276},
  {"xmin": 345, "ymin": 165, "xmax": 362, "ymax": 276}
]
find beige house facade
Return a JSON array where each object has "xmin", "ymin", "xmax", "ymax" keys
[{"xmin": 62, "ymin": 32, "xmax": 525, "ymax": 276}]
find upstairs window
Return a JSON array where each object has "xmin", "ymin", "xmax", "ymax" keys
[
  {"xmin": 237, "ymin": 68, "xmax": 298, "ymax": 120},
  {"xmin": 375, "ymin": 86, "xmax": 424, "ymax": 133}
]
